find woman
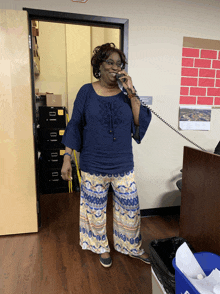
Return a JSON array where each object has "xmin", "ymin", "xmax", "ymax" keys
[{"xmin": 61, "ymin": 43, "xmax": 152, "ymax": 268}]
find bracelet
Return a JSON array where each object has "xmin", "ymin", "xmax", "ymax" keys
[{"xmin": 64, "ymin": 152, "xmax": 72, "ymax": 157}]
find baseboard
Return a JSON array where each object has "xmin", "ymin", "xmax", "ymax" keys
[{"xmin": 141, "ymin": 206, "xmax": 180, "ymax": 217}]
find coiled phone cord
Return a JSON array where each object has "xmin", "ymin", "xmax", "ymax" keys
[{"xmin": 135, "ymin": 96, "xmax": 207, "ymax": 152}]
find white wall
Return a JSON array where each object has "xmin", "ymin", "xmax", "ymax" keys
[
  {"xmin": 1, "ymin": 0, "xmax": 220, "ymax": 209},
  {"xmin": 35, "ymin": 22, "xmax": 67, "ymax": 106}
]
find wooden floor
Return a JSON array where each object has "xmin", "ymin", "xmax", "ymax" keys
[{"xmin": 0, "ymin": 192, "xmax": 179, "ymax": 294}]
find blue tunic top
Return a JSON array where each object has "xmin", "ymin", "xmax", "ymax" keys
[{"xmin": 61, "ymin": 83, "xmax": 152, "ymax": 175}]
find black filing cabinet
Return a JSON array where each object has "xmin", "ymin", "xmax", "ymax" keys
[{"xmin": 38, "ymin": 106, "xmax": 69, "ymax": 194}]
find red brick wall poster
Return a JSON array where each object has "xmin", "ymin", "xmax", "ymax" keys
[{"xmin": 180, "ymin": 37, "xmax": 220, "ymax": 107}]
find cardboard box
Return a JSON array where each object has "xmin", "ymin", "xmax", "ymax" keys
[
  {"xmin": 46, "ymin": 94, "xmax": 62, "ymax": 107},
  {"xmin": 36, "ymin": 93, "xmax": 46, "ymax": 96},
  {"xmin": 32, "ymin": 27, "xmax": 39, "ymax": 37}
]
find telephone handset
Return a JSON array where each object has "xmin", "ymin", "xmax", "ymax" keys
[
  {"xmin": 116, "ymin": 73, "xmax": 207, "ymax": 152},
  {"xmin": 116, "ymin": 73, "xmax": 127, "ymax": 83}
]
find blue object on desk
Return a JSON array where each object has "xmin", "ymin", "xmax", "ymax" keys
[{"xmin": 172, "ymin": 252, "xmax": 220, "ymax": 294}]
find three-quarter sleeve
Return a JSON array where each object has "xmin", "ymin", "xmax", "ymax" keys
[
  {"xmin": 131, "ymin": 104, "xmax": 152, "ymax": 144},
  {"xmin": 61, "ymin": 85, "xmax": 88, "ymax": 152},
  {"xmin": 120, "ymin": 86, "xmax": 152, "ymax": 144}
]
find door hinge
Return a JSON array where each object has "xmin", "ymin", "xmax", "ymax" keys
[{"xmin": 29, "ymin": 35, "xmax": 32, "ymax": 50}]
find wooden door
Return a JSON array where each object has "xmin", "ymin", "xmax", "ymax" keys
[{"xmin": 0, "ymin": 9, "xmax": 38, "ymax": 235}]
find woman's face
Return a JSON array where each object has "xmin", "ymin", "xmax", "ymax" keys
[{"xmin": 99, "ymin": 52, "xmax": 122, "ymax": 85}]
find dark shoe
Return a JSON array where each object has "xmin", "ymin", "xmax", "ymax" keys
[
  {"xmin": 100, "ymin": 254, "xmax": 112, "ymax": 268},
  {"xmin": 129, "ymin": 253, "xmax": 151, "ymax": 264}
]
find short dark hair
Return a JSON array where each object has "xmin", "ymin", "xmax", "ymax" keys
[{"xmin": 91, "ymin": 43, "xmax": 127, "ymax": 79}]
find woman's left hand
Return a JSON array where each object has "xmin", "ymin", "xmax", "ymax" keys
[{"xmin": 117, "ymin": 70, "xmax": 136, "ymax": 95}]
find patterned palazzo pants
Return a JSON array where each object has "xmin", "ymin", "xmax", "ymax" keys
[{"xmin": 79, "ymin": 169, "xmax": 144, "ymax": 256}]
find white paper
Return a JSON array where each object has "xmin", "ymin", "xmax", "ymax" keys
[
  {"xmin": 179, "ymin": 121, "xmax": 210, "ymax": 131},
  {"xmin": 179, "ymin": 105, "xmax": 211, "ymax": 131},
  {"xmin": 188, "ymin": 269, "xmax": 220, "ymax": 293},
  {"xmin": 213, "ymin": 285, "xmax": 220, "ymax": 294},
  {"xmin": 175, "ymin": 243, "xmax": 220, "ymax": 293},
  {"xmin": 176, "ymin": 242, "xmax": 206, "ymax": 279}
]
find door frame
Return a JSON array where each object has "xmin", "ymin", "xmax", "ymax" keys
[
  {"xmin": 23, "ymin": 8, "xmax": 129, "ymax": 229},
  {"xmin": 23, "ymin": 8, "xmax": 128, "ymax": 56}
]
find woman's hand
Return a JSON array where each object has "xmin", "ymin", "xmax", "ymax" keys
[
  {"xmin": 61, "ymin": 157, "xmax": 72, "ymax": 181},
  {"xmin": 117, "ymin": 70, "xmax": 136, "ymax": 95}
]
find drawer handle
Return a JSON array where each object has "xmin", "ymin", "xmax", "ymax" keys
[
  {"xmin": 50, "ymin": 132, "xmax": 57, "ymax": 137},
  {"xmin": 52, "ymin": 172, "xmax": 59, "ymax": 177},
  {"xmin": 49, "ymin": 112, "xmax": 56, "ymax": 116}
]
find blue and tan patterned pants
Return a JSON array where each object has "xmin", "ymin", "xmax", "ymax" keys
[{"xmin": 79, "ymin": 169, "xmax": 144, "ymax": 256}]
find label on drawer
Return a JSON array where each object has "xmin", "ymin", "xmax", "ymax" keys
[
  {"xmin": 60, "ymin": 150, "xmax": 65, "ymax": 156},
  {"xmin": 58, "ymin": 109, "xmax": 64, "ymax": 116},
  {"xmin": 59, "ymin": 130, "xmax": 65, "ymax": 136}
]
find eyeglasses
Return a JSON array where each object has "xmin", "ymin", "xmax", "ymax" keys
[{"xmin": 105, "ymin": 59, "xmax": 123, "ymax": 68}]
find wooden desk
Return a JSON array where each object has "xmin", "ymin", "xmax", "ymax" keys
[{"xmin": 179, "ymin": 147, "xmax": 220, "ymax": 255}]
